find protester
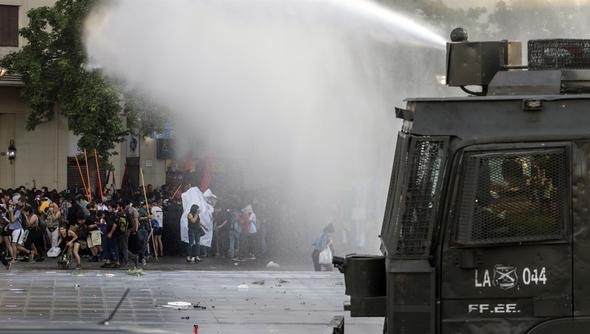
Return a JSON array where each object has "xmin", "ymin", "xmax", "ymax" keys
[
  {"xmin": 58, "ymin": 225, "xmax": 81, "ymax": 269},
  {"xmin": 45, "ymin": 203, "xmax": 61, "ymax": 255},
  {"xmin": 101, "ymin": 202, "xmax": 120, "ymax": 268},
  {"xmin": 312, "ymin": 223, "xmax": 335, "ymax": 272},
  {"xmin": 242, "ymin": 205, "xmax": 257, "ymax": 260},
  {"xmin": 186, "ymin": 204, "xmax": 204, "ymax": 263},
  {"xmin": 118, "ymin": 201, "xmax": 133, "ymax": 267},
  {"xmin": 151, "ymin": 201, "xmax": 164, "ymax": 257},
  {"xmin": 22, "ymin": 206, "xmax": 45, "ymax": 262},
  {"xmin": 228, "ymin": 209, "xmax": 241, "ymax": 260}
]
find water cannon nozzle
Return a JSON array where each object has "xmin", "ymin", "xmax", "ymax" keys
[{"xmin": 450, "ymin": 27, "xmax": 468, "ymax": 42}]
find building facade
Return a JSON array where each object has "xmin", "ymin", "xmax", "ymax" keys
[{"xmin": 0, "ymin": 0, "xmax": 167, "ymax": 190}]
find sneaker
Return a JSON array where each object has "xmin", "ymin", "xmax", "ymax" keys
[
  {"xmin": 112, "ymin": 263, "xmax": 121, "ymax": 269},
  {"xmin": 91, "ymin": 256, "xmax": 99, "ymax": 263},
  {"xmin": 101, "ymin": 262, "xmax": 113, "ymax": 268},
  {"xmin": 75, "ymin": 265, "xmax": 82, "ymax": 270},
  {"xmin": 5, "ymin": 262, "xmax": 11, "ymax": 271},
  {"xmin": 141, "ymin": 259, "xmax": 147, "ymax": 266},
  {"xmin": 195, "ymin": 256, "xmax": 202, "ymax": 262},
  {"xmin": 186, "ymin": 256, "xmax": 192, "ymax": 263},
  {"xmin": 190, "ymin": 257, "xmax": 196, "ymax": 263}
]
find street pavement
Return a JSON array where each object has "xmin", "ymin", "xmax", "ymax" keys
[{"xmin": 0, "ymin": 260, "xmax": 383, "ymax": 334}]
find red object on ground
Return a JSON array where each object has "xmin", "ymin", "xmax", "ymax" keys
[
  {"xmin": 193, "ymin": 324, "xmax": 198, "ymax": 334},
  {"xmin": 199, "ymin": 156, "xmax": 213, "ymax": 192}
]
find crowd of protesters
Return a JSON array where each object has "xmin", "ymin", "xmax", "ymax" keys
[{"xmin": 0, "ymin": 184, "xmax": 264, "ymax": 270}]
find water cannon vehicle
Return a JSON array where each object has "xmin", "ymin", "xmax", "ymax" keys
[{"xmin": 334, "ymin": 28, "xmax": 590, "ymax": 334}]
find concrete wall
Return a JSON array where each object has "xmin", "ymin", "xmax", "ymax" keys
[
  {"xmin": 139, "ymin": 137, "xmax": 167, "ymax": 188},
  {"xmin": 0, "ymin": 86, "xmax": 68, "ymax": 189}
]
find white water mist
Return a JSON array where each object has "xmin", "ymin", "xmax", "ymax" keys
[{"xmin": 85, "ymin": 0, "xmax": 447, "ymax": 256}]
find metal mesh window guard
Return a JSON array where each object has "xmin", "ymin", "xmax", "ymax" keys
[
  {"xmin": 529, "ymin": 39, "xmax": 590, "ymax": 70},
  {"xmin": 456, "ymin": 148, "xmax": 567, "ymax": 245},
  {"xmin": 394, "ymin": 139, "xmax": 445, "ymax": 257}
]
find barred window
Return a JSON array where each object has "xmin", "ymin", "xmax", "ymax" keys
[
  {"xmin": 0, "ymin": 5, "xmax": 19, "ymax": 47},
  {"xmin": 455, "ymin": 148, "xmax": 567, "ymax": 245}
]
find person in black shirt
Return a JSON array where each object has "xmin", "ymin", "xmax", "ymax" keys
[{"xmin": 101, "ymin": 202, "xmax": 120, "ymax": 268}]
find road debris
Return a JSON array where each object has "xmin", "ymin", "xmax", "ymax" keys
[
  {"xmin": 127, "ymin": 268, "xmax": 144, "ymax": 276},
  {"xmin": 252, "ymin": 280, "xmax": 265, "ymax": 285}
]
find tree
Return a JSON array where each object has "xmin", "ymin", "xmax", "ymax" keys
[{"xmin": 0, "ymin": 0, "xmax": 127, "ymax": 160}]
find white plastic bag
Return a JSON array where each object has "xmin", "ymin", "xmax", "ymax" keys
[
  {"xmin": 47, "ymin": 246, "xmax": 61, "ymax": 258},
  {"xmin": 318, "ymin": 247, "xmax": 333, "ymax": 265}
]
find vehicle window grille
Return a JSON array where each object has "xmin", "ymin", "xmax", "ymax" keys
[
  {"xmin": 456, "ymin": 148, "xmax": 567, "ymax": 245},
  {"xmin": 528, "ymin": 39, "xmax": 590, "ymax": 70},
  {"xmin": 394, "ymin": 139, "xmax": 445, "ymax": 257}
]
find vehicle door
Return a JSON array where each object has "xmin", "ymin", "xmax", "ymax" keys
[{"xmin": 440, "ymin": 142, "xmax": 572, "ymax": 333}]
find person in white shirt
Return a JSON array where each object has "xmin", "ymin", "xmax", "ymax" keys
[
  {"xmin": 150, "ymin": 201, "xmax": 164, "ymax": 257},
  {"xmin": 242, "ymin": 205, "xmax": 257, "ymax": 260}
]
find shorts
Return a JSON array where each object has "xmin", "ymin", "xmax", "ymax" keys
[
  {"xmin": 153, "ymin": 227, "xmax": 162, "ymax": 236},
  {"xmin": 86, "ymin": 230, "xmax": 102, "ymax": 248},
  {"xmin": 11, "ymin": 229, "xmax": 25, "ymax": 245}
]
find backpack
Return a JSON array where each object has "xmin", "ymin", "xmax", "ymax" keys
[{"xmin": 118, "ymin": 214, "xmax": 129, "ymax": 233}]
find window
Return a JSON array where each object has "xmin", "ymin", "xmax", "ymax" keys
[
  {"xmin": 388, "ymin": 137, "xmax": 447, "ymax": 258},
  {"xmin": 0, "ymin": 5, "xmax": 19, "ymax": 47},
  {"xmin": 455, "ymin": 147, "xmax": 568, "ymax": 245}
]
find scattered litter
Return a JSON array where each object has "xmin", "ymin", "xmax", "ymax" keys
[
  {"xmin": 193, "ymin": 303, "xmax": 207, "ymax": 310},
  {"xmin": 237, "ymin": 284, "xmax": 249, "ymax": 290},
  {"xmin": 105, "ymin": 273, "xmax": 115, "ymax": 278},
  {"xmin": 74, "ymin": 284, "xmax": 80, "ymax": 289},
  {"xmin": 159, "ymin": 301, "xmax": 210, "ymax": 311},
  {"xmin": 233, "ymin": 262, "xmax": 239, "ymax": 266},
  {"xmin": 166, "ymin": 301, "xmax": 192, "ymax": 309},
  {"xmin": 127, "ymin": 268, "xmax": 144, "ymax": 276},
  {"xmin": 181, "ymin": 316, "xmax": 190, "ymax": 320},
  {"xmin": 252, "ymin": 280, "xmax": 265, "ymax": 285},
  {"xmin": 266, "ymin": 261, "xmax": 280, "ymax": 269},
  {"xmin": 278, "ymin": 279, "xmax": 289, "ymax": 284}
]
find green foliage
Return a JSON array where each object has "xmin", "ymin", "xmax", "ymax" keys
[
  {"xmin": 124, "ymin": 93, "xmax": 170, "ymax": 137},
  {"xmin": 0, "ymin": 0, "xmax": 127, "ymax": 159}
]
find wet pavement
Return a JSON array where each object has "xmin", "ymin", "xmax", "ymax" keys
[{"xmin": 0, "ymin": 268, "xmax": 382, "ymax": 334}]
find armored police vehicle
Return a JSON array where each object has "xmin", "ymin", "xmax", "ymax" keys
[{"xmin": 334, "ymin": 29, "xmax": 590, "ymax": 334}]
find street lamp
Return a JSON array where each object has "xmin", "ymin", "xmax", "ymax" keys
[{"xmin": 1, "ymin": 140, "xmax": 16, "ymax": 164}]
